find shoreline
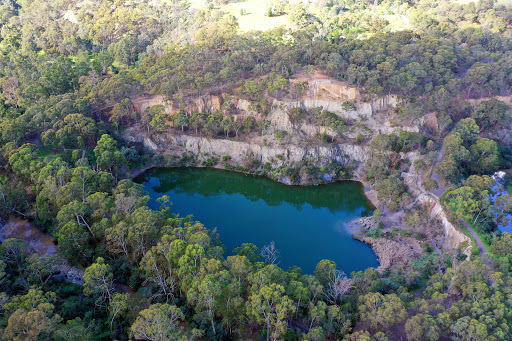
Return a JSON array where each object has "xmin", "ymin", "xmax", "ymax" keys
[
  {"xmin": 346, "ymin": 216, "xmax": 378, "ymax": 236},
  {"xmin": 353, "ymin": 235, "xmax": 422, "ymax": 272},
  {"xmin": 1, "ymin": 166, "xmax": 385, "ymax": 277}
]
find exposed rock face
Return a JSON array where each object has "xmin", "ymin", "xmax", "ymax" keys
[
  {"xmin": 130, "ymin": 93, "xmax": 419, "ymax": 142},
  {"xmin": 307, "ymin": 78, "xmax": 360, "ymax": 102},
  {"xmin": 424, "ymin": 112, "xmax": 439, "ymax": 132},
  {"xmin": 131, "ymin": 94, "xmax": 223, "ymax": 115},
  {"xmin": 128, "ymin": 71, "xmax": 429, "ymax": 157},
  {"xmin": 402, "ymin": 169, "xmax": 471, "ymax": 255},
  {"xmin": 143, "ymin": 137, "xmax": 158, "ymax": 151},
  {"xmin": 266, "ymin": 106, "xmax": 295, "ymax": 132},
  {"xmin": 292, "ymin": 74, "xmax": 398, "ymax": 117},
  {"xmin": 126, "ymin": 129, "xmax": 372, "ymax": 165},
  {"xmin": 131, "ymin": 95, "xmax": 168, "ymax": 114},
  {"xmin": 300, "ymin": 123, "xmax": 337, "ymax": 138},
  {"xmin": 420, "ymin": 195, "xmax": 471, "ymax": 252},
  {"xmin": 279, "ymin": 96, "xmax": 399, "ymax": 120},
  {"xmin": 126, "ymin": 72, "xmax": 470, "ymax": 255},
  {"xmin": 131, "ymin": 74, "xmax": 401, "ymax": 131},
  {"xmin": 235, "ymin": 98, "xmax": 253, "ymax": 112},
  {"xmin": 130, "ymin": 92, "xmax": 398, "ymax": 123}
]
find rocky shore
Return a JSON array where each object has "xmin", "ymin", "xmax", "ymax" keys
[
  {"xmin": 347, "ymin": 216, "xmax": 378, "ymax": 235},
  {"xmin": 354, "ymin": 235, "xmax": 422, "ymax": 271}
]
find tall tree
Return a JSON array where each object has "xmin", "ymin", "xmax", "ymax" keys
[
  {"xmin": 247, "ymin": 283, "xmax": 295, "ymax": 341},
  {"xmin": 94, "ymin": 134, "xmax": 126, "ymax": 178},
  {"xmin": 130, "ymin": 303, "xmax": 186, "ymax": 341},
  {"xmin": 83, "ymin": 257, "xmax": 114, "ymax": 306}
]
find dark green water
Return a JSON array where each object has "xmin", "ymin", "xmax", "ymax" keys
[{"xmin": 135, "ymin": 168, "xmax": 379, "ymax": 274}]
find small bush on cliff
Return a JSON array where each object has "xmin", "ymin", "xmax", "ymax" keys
[
  {"xmin": 342, "ymin": 101, "xmax": 357, "ymax": 111},
  {"xmin": 321, "ymin": 132, "xmax": 331, "ymax": 143},
  {"xmin": 258, "ymin": 120, "xmax": 271, "ymax": 135},
  {"xmin": 289, "ymin": 107, "xmax": 306, "ymax": 124},
  {"xmin": 314, "ymin": 109, "xmax": 345, "ymax": 135},
  {"xmin": 274, "ymin": 130, "xmax": 287, "ymax": 140},
  {"xmin": 299, "ymin": 165, "xmax": 320, "ymax": 183}
]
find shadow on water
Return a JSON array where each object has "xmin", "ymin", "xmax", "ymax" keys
[
  {"xmin": 135, "ymin": 168, "xmax": 375, "ymax": 214},
  {"xmin": 135, "ymin": 167, "xmax": 379, "ymax": 274}
]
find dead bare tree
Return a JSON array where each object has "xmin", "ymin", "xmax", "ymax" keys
[
  {"xmin": 325, "ymin": 270, "xmax": 353, "ymax": 305},
  {"xmin": 261, "ymin": 241, "xmax": 279, "ymax": 265}
]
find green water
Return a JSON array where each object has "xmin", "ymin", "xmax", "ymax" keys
[{"xmin": 136, "ymin": 167, "xmax": 379, "ymax": 274}]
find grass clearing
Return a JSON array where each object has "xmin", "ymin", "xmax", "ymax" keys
[
  {"xmin": 224, "ymin": 1, "xmax": 289, "ymax": 32},
  {"xmin": 36, "ymin": 147, "xmax": 55, "ymax": 159},
  {"xmin": 36, "ymin": 147, "xmax": 93, "ymax": 164},
  {"xmin": 456, "ymin": 0, "xmax": 511, "ymax": 5},
  {"xmin": 188, "ymin": 0, "xmax": 290, "ymax": 32},
  {"xmin": 188, "ymin": 0, "xmax": 208, "ymax": 10},
  {"xmin": 187, "ymin": 0, "xmax": 412, "ymax": 34}
]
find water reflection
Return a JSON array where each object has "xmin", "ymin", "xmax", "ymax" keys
[
  {"xmin": 491, "ymin": 171, "xmax": 512, "ymax": 233},
  {"xmin": 137, "ymin": 167, "xmax": 374, "ymax": 215}
]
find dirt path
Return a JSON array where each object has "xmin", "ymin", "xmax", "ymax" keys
[
  {"xmin": 460, "ymin": 219, "xmax": 494, "ymax": 270},
  {"xmin": 401, "ymin": 154, "xmax": 475, "ymax": 258},
  {"xmin": 429, "ymin": 143, "xmax": 493, "ymax": 267},
  {"xmin": 431, "ymin": 145, "xmax": 446, "ymax": 198},
  {"xmin": 430, "ymin": 239, "xmax": 444, "ymax": 258}
]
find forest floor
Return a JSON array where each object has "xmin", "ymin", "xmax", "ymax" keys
[
  {"xmin": 0, "ymin": 216, "xmax": 135, "ymax": 291},
  {"xmin": 0, "ymin": 216, "xmax": 86, "ymax": 284},
  {"xmin": 0, "ymin": 216, "xmax": 57, "ymax": 256}
]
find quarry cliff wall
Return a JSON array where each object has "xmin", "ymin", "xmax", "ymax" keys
[{"xmin": 125, "ymin": 74, "xmax": 468, "ymax": 254}]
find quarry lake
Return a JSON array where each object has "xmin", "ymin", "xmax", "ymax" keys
[{"xmin": 135, "ymin": 168, "xmax": 379, "ymax": 274}]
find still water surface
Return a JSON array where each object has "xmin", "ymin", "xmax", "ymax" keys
[{"xmin": 135, "ymin": 168, "xmax": 379, "ymax": 274}]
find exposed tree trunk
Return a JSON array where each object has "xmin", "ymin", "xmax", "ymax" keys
[
  {"xmin": 211, "ymin": 316, "xmax": 216, "ymax": 335},
  {"xmin": 76, "ymin": 214, "xmax": 96, "ymax": 239}
]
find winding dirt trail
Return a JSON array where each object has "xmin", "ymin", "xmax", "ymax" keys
[
  {"xmin": 431, "ymin": 145, "xmax": 446, "ymax": 198},
  {"xmin": 460, "ymin": 219, "xmax": 494, "ymax": 270},
  {"xmin": 430, "ymin": 145, "xmax": 493, "ymax": 266},
  {"xmin": 402, "ymin": 148, "xmax": 471, "ymax": 257}
]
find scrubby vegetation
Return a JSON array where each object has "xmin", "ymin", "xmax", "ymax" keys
[{"xmin": 1, "ymin": 0, "xmax": 512, "ymax": 340}]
